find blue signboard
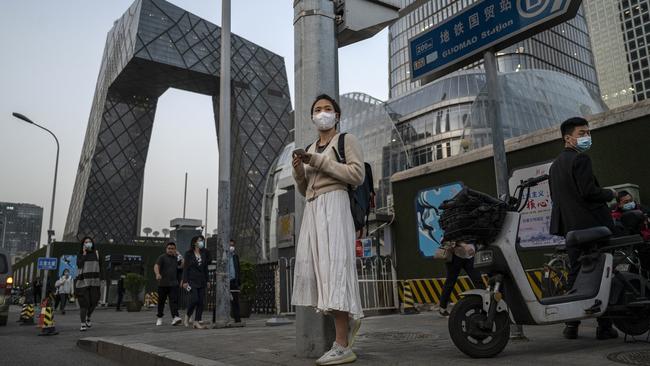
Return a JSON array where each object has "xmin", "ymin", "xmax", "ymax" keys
[
  {"xmin": 410, "ymin": 0, "xmax": 581, "ymax": 80},
  {"xmin": 415, "ymin": 182, "xmax": 464, "ymax": 257},
  {"xmin": 37, "ymin": 257, "xmax": 58, "ymax": 270}
]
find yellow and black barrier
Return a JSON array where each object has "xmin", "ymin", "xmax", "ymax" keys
[
  {"xmin": 400, "ymin": 281, "xmax": 419, "ymax": 314},
  {"xmin": 38, "ymin": 300, "xmax": 58, "ymax": 336},
  {"xmin": 18, "ymin": 303, "xmax": 35, "ymax": 325},
  {"xmin": 398, "ymin": 269, "xmax": 547, "ymax": 306},
  {"xmin": 144, "ymin": 292, "xmax": 159, "ymax": 308}
]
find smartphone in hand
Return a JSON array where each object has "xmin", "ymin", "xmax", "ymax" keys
[{"xmin": 292, "ymin": 148, "xmax": 306, "ymax": 157}]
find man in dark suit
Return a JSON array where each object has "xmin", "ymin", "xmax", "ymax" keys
[
  {"xmin": 549, "ymin": 117, "xmax": 618, "ymax": 340},
  {"xmin": 228, "ymin": 239, "xmax": 242, "ymax": 323}
]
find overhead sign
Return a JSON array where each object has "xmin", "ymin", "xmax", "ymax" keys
[
  {"xmin": 409, "ymin": 0, "xmax": 582, "ymax": 81},
  {"xmin": 37, "ymin": 257, "xmax": 58, "ymax": 270},
  {"xmin": 508, "ymin": 162, "xmax": 564, "ymax": 248}
]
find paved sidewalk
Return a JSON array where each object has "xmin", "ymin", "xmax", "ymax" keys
[{"xmin": 76, "ymin": 309, "xmax": 648, "ymax": 366}]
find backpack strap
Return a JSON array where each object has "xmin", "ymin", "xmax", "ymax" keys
[{"xmin": 335, "ymin": 132, "xmax": 348, "ymax": 163}]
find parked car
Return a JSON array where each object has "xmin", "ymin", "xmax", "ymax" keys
[{"xmin": 0, "ymin": 249, "xmax": 12, "ymax": 326}]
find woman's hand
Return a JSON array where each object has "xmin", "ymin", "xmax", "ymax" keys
[
  {"xmin": 300, "ymin": 153, "xmax": 312, "ymax": 165},
  {"xmin": 292, "ymin": 154, "xmax": 305, "ymax": 174},
  {"xmin": 182, "ymin": 282, "xmax": 189, "ymax": 289}
]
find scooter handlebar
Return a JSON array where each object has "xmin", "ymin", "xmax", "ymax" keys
[{"xmin": 521, "ymin": 174, "xmax": 549, "ymax": 188}]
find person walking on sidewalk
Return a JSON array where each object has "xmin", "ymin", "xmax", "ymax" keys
[
  {"xmin": 54, "ymin": 269, "xmax": 73, "ymax": 315},
  {"xmin": 228, "ymin": 239, "xmax": 242, "ymax": 323},
  {"xmin": 76, "ymin": 237, "xmax": 102, "ymax": 331},
  {"xmin": 116, "ymin": 275, "xmax": 125, "ymax": 311},
  {"xmin": 437, "ymin": 242, "xmax": 484, "ymax": 317},
  {"xmin": 291, "ymin": 94, "xmax": 364, "ymax": 365},
  {"xmin": 154, "ymin": 242, "xmax": 183, "ymax": 326},
  {"xmin": 182, "ymin": 235, "xmax": 211, "ymax": 329}
]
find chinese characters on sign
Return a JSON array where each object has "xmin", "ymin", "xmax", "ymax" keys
[
  {"xmin": 410, "ymin": 0, "xmax": 578, "ymax": 80},
  {"xmin": 508, "ymin": 162, "xmax": 564, "ymax": 248}
]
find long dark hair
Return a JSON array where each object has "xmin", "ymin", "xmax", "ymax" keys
[
  {"xmin": 189, "ymin": 235, "xmax": 206, "ymax": 251},
  {"xmin": 79, "ymin": 236, "xmax": 96, "ymax": 254}
]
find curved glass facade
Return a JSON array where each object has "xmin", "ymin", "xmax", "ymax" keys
[
  {"xmin": 389, "ymin": 0, "xmax": 599, "ymax": 98},
  {"xmin": 383, "ymin": 69, "xmax": 606, "ymax": 175},
  {"xmin": 467, "ymin": 70, "xmax": 608, "ymax": 148}
]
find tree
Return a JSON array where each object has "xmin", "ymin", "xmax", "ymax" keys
[
  {"xmin": 143, "ymin": 227, "xmax": 152, "ymax": 237},
  {"xmin": 152, "ymin": 231, "xmax": 160, "ymax": 237},
  {"xmin": 162, "ymin": 228, "xmax": 170, "ymax": 237}
]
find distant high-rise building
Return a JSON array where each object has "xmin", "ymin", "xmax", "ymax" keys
[
  {"xmin": 0, "ymin": 202, "xmax": 43, "ymax": 258},
  {"xmin": 584, "ymin": 0, "xmax": 647, "ymax": 108},
  {"xmin": 389, "ymin": 0, "xmax": 600, "ymax": 97}
]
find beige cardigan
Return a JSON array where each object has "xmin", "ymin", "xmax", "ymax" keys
[{"xmin": 293, "ymin": 133, "xmax": 365, "ymax": 201}]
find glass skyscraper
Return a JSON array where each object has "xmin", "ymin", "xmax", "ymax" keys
[
  {"xmin": 64, "ymin": 0, "xmax": 292, "ymax": 260},
  {"xmin": 0, "ymin": 202, "xmax": 43, "ymax": 260},
  {"xmin": 585, "ymin": 0, "xmax": 650, "ymax": 108}
]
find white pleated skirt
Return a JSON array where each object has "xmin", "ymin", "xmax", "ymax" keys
[{"xmin": 291, "ymin": 190, "xmax": 364, "ymax": 319}]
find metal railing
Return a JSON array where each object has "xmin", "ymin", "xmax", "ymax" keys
[{"xmin": 276, "ymin": 256, "xmax": 399, "ymax": 315}]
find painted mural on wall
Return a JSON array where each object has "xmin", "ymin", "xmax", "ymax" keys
[
  {"xmin": 415, "ymin": 182, "xmax": 464, "ymax": 257},
  {"xmin": 58, "ymin": 255, "xmax": 78, "ymax": 279}
]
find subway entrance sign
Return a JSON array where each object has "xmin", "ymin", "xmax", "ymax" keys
[{"xmin": 409, "ymin": 0, "xmax": 582, "ymax": 82}]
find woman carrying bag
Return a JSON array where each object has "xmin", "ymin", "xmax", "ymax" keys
[
  {"xmin": 437, "ymin": 242, "xmax": 485, "ymax": 317},
  {"xmin": 291, "ymin": 94, "xmax": 365, "ymax": 365}
]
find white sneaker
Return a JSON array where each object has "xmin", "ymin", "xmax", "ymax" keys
[
  {"xmin": 183, "ymin": 315, "xmax": 191, "ymax": 327},
  {"xmin": 438, "ymin": 306, "xmax": 450, "ymax": 318},
  {"xmin": 193, "ymin": 321, "xmax": 208, "ymax": 329},
  {"xmin": 315, "ymin": 342, "xmax": 357, "ymax": 365},
  {"xmin": 85, "ymin": 319, "xmax": 92, "ymax": 328},
  {"xmin": 171, "ymin": 316, "xmax": 182, "ymax": 326},
  {"xmin": 80, "ymin": 323, "xmax": 88, "ymax": 332},
  {"xmin": 156, "ymin": 317, "xmax": 163, "ymax": 326},
  {"xmin": 348, "ymin": 318, "xmax": 362, "ymax": 347}
]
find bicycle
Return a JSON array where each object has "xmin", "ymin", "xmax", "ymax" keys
[{"xmin": 541, "ymin": 248, "xmax": 569, "ymax": 298}]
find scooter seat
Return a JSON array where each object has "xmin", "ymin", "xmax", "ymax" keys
[{"xmin": 566, "ymin": 227, "xmax": 612, "ymax": 248}]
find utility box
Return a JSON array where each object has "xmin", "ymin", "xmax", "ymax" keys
[
  {"xmin": 335, "ymin": 0, "xmax": 400, "ymax": 47},
  {"xmin": 170, "ymin": 218, "xmax": 203, "ymax": 253}
]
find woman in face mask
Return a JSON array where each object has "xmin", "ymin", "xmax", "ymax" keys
[
  {"xmin": 291, "ymin": 94, "xmax": 365, "ymax": 365},
  {"xmin": 182, "ymin": 235, "xmax": 211, "ymax": 329},
  {"xmin": 76, "ymin": 237, "xmax": 101, "ymax": 331}
]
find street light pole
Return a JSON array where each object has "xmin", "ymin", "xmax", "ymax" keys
[
  {"xmin": 293, "ymin": 0, "xmax": 339, "ymax": 357},
  {"xmin": 216, "ymin": 0, "xmax": 232, "ymax": 326},
  {"xmin": 12, "ymin": 112, "xmax": 59, "ymax": 302}
]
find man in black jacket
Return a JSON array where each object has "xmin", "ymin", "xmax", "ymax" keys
[{"xmin": 549, "ymin": 117, "xmax": 618, "ymax": 340}]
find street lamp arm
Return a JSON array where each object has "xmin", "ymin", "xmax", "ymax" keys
[
  {"xmin": 12, "ymin": 112, "xmax": 60, "ymax": 150},
  {"xmin": 11, "ymin": 112, "xmax": 60, "ymax": 302}
]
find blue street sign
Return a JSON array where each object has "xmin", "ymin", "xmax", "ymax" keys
[
  {"xmin": 37, "ymin": 257, "xmax": 58, "ymax": 270},
  {"xmin": 409, "ymin": 0, "xmax": 581, "ymax": 81}
]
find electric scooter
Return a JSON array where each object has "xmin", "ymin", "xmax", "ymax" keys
[{"xmin": 447, "ymin": 175, "xmax": 650, "ymax": 358}]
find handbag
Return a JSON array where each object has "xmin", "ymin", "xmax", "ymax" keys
[{"xmin": 434, "ymin": 242, "xmax": 455, "ymax": 261}]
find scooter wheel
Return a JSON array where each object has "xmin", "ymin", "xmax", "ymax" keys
[{"xmin": 448, "ymin": 296, "xmax": 510, "ymax": 358}]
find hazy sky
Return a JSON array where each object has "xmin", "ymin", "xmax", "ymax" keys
[{"xmin": 0, "ymin": 0, "xmax": 389, "ymax": 245}]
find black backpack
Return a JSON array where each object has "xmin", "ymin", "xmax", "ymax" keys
[{"xmin": 307, "ymin": 133, "xmax": 374, "ymax": 233}]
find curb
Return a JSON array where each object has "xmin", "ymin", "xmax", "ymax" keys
[{"xmin": 78, "ymin": 337, "xmax": 233, "ymax": 366}]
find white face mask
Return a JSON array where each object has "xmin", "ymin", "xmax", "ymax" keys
[
  {"xmin": 312, "ymin": 111, "xmax": 337, "ymax": 131},
  {"xmin": 229, "ymin": 246, "xmax": 235, "ymax": 253}
]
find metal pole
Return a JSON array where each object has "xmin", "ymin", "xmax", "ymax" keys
[
  {"xmin": 484, "ymin": 51, "xmax": 526, "ymax": 340},
  {"xmin": 294, "ymin": 0, "xmax": 338, "ymax": 357},
  {"xmin": 216, "ymin": 0, "xmax": 232, "ymax": 326},
  {"xmin": 205, "ymin": 188, "xmax": 209, "ymax": 237},
  {"xmin": 11, "ymin": 114, "xmax": 59, "ymax": 303},
  {"xmin": 483, "ymin": 51, "xmax": 509, "ymax": 199},
  {"xmin": 183, "ymin": 172, "xmax": 188, "ymax": 219}
]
